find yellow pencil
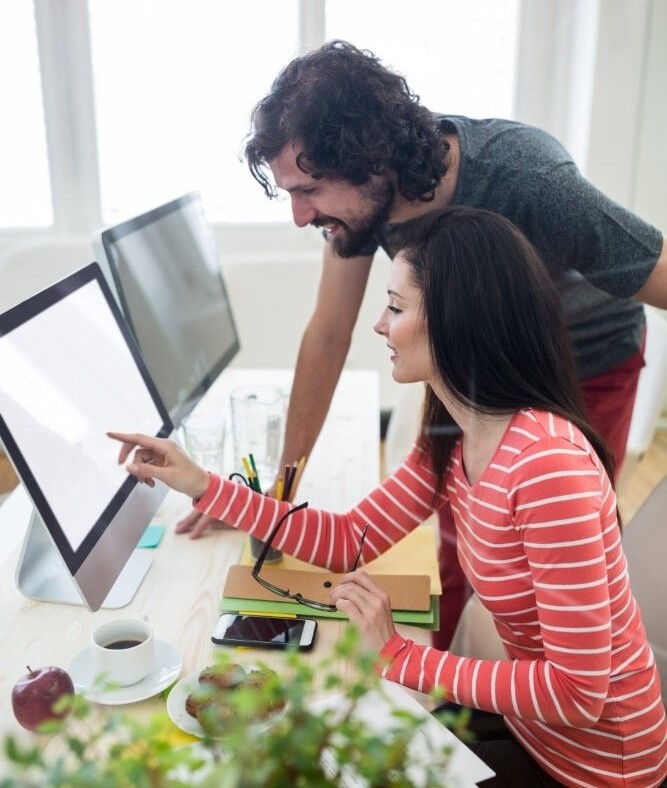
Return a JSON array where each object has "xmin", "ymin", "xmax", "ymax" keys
[
  {"xmin": 275, "ymin": 477, "xmax": 284, "ymax": 501},
  {"xmin": 241, "ymin": 456, "xmax": 253, "ymax": 479},
  {"xmin": 238, "ymin": 611, "xmax": 297, "ymax": 619}
]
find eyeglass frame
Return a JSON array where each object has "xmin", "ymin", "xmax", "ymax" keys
[{"xmin": 251, "ymin": 501, "xmax": 370, "ymax": 612}]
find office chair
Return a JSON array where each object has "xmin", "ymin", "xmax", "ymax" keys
[
  {"xmin": 449, "ymin": 593, "xmax": 505, "ymax": 660},
  {"xmin": 621, "ymin": 475, "xmax": 667, "ymax": 706}
]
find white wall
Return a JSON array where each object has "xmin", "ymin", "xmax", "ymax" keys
[
  {"xmin": 585, "ymin": 0, "xmax": 652, "ymax": 206},
  {"xmin": 221, "ymin": 239, "xmax": 401, "ymax": 412},
  {"xmin": 631, "ymin": 0, "xmax": 667, "ymax": 232},
  {"xmin": 584, "ymin": 0, "xmax": 667, "ymax": 416}
]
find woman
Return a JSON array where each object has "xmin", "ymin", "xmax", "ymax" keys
[{"xmin": 111, "ymin": 207, "xmax": 667, "ymax": 787}]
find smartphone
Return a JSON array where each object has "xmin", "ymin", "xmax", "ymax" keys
[{"xmin": 211, "ymin": 613, "xmax": 317, "ymax": 651}]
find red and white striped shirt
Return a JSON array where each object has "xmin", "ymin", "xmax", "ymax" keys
[{"xmin": 196, "ymin": 409, "xmax": 667, "ymax": 787}]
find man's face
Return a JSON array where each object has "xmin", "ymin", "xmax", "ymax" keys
[{"xmin": 269, "ymin": 145, "xmax": 395, "ymax": 258}]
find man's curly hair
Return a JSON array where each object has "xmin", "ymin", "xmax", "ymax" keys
[{"xmin": 245, "ymin": 40, "xmax": 448, "ymax": 202}]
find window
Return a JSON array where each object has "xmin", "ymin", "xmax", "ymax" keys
[
  {"xmin": 325, "ymin": 0, "xmax": 518, "ymax": 120},
  {"xmin": 88, "ymin": 0, "xmax": 299, "ymax": 225},
  {"xmin": 0, "ymin": 2, "xmax": 51, "ymax": 228},
  {"xmin": 0, "ymin": 0, "xmax": 519, "ymax": 239}
]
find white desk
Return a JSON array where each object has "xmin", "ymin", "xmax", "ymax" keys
[
  {"xmin": 0, "ymin": 368, "xmax": 383, "ymax": 734},
  {"xmin": 0, "ymin": 368, "xmax": 490, "ymax": 785},
  {"xmin": 0, "ymin": 368, "xmax": 380, "ymax": 568}
]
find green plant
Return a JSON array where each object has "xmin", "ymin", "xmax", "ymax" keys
[{"xmin": 1, "ymin": 628, "xmax": 461, "ymax": 787}]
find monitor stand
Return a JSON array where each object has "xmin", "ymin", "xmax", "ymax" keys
[{"xmin": 16, "ymin": 509, "xmax": 152, "ymax": 609}]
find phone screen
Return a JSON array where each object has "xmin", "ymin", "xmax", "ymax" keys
[{"xmin": 212, "ymin": 614, "xmax": 316, "ymax": 650}]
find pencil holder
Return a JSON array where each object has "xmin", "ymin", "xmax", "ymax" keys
[{"xmin": 250, "ymin": 535, "xmax": 282, "ymax": 564}]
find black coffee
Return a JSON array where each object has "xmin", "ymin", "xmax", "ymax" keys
[{"xmin": 104, "ymin": 639, "xmax": 143, "ymax": 650}]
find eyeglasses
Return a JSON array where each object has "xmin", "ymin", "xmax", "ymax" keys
[{"xmin": 251, "ymin": 501, "xmax": 370, "ymax": 612}]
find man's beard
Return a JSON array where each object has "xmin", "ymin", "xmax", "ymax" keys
[{"xmin": 322, "ymin": 181, "xmax": 395, "ymax": 258}]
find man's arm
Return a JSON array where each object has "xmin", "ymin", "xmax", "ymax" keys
[
  {"xmin": 176, "ymin": 243, "xmax": 372, "ymax": 536},
  {"xmin": 278, "ymin": 243, "xmax": 374, "ymax": 488},
  {"xmin": 635, "ymin": 237, "xmax": 667, "ymax": 308}
]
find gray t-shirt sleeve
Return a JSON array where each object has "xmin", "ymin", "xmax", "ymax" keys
[
  {"xmin": 446, "ymin": 115, "xmax": 663, "ymax": 299},
  {"xmin": 528, "ymin": 163, "xmax": 662, "ymax": 298}
]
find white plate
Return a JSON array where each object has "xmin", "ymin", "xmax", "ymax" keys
[
  {"xmin": 68, "ymin": 639, "xmax": 182, "ymax": 705},
  {"xmin": 167, "ymin": 666, "xmax": 285, "ymax": 738}
]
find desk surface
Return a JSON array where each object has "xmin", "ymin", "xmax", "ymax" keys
[
  {"xmin": 0, "ymin": 369, "xmax": 488, "ymax": 785},
  {"xmin": 0, "ymin": 368, "xmax": 401, "ymax": 722}
]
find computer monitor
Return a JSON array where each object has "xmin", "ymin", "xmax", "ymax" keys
[
  {"xmin": 93, "ymin": 192, "xmax": 240, "ymax": 427},
  {"xmin": 0, "ymin": 263, "xmax": 173, "ymax": 611}
]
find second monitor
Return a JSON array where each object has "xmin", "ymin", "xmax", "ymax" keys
[{"xmin": 94, "ymin": 192, "xmax": 240, "ymax": 427}]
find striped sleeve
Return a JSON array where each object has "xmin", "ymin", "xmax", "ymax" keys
[{"xmin": 194, "ymin": 445, "xmax": 444, "ymax": 571}]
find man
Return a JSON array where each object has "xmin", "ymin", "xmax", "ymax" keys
[{"xmin": 178, "ymin": 40, "xmax": 667, "ymax": 648}]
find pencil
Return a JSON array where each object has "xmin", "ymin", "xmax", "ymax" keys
[
  {"xmin": 241, "ymin": 455, "xmax": 262, "ymax": 493},
  {"xmin": 248, "ymin": 453, "xmax": 258, "ymax": 476},
  {"xmin": 238, "ymin": 611, "xmax": 297, "ymax": 619},
  {"xmin": 275, "ymin": 476, "xmax": 284, "ymax": 501},
  {"xmin": 283, "ymin": 463, "xmax": 295, "ymax": 502}
]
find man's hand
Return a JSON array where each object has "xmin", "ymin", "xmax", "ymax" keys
[
  {"xmin": 175, "ymin": 509, "xmax": 233, "ymax": 538},
  {"xmin": 330, "ymin": 570, "xmax": 396, "ymax": 652}
]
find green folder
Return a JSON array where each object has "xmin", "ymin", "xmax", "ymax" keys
[{"xmin": 218, "ymin": 594, "xmax": 440, "ymax": 630}]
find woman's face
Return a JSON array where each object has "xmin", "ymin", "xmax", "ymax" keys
[{"xmin": 374, "ymin": 254, "xmax": 434, "ymax": 386}]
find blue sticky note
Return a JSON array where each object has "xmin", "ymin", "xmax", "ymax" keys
[{"xmin": 138, "ymin": 524, "xmax": 165, "ymax": 548}]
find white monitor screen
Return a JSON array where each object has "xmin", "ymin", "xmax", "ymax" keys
[
  {"xmin": 0, "ymin": 263, "xmax": 172, "ymax": 575},
  {"xmin": 98, "ymin": 192, "xmax": 240, "ymax": 426}
]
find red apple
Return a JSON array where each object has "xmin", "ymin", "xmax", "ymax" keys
[{"xmin": 11, "ymin": 665, "xmax": 75, "ymax": 731}]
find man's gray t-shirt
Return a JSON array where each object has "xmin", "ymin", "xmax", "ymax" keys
[{"xmin": 376, "ymin": 115, "xmax": 663, "ymax": 380}]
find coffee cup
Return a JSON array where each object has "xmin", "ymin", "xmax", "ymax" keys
[{"xmin": 91, "ymin": 618, "xmax": 154, "ymax": 687}]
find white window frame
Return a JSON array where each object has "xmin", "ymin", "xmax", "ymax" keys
[{"xmin": 4, "ymin": 0, "xmax": 647, "ymax": 262}]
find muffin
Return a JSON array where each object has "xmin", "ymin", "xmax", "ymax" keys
[
  {"xmin": 185, "ymin": 687, "xmax": 210, "ymax": 719},
  {"xmin": 240, "ymin": 666, "xmax": 278, "ymax": 691},
  {"xmin": 198, "ymin": 663, "xmax": 246, "ymax": 690},
  {"xmin": 241, "ymin": 668, "xmax": 286, "ymax": 718},
  {"xmin": 196, "ymin": 698, "xmax": 236, "ymax": 735}
]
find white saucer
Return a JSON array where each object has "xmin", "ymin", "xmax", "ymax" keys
[{"xmin": 68, "ymin": 639, "xmax": 182, "ymax": 705}]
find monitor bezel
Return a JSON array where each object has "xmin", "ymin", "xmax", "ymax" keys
[
  {"xmin": 0, "ymin": 262, "xmax": 173, "ymax": 577},
  {"xmin": 98, "ymin": 191, "xmax": 240, "ymax": 426}
]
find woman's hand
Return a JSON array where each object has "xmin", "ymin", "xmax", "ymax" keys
[
  {"xmin": 330, "ymin": 570, "xmax": 397, "ymax": 652},
  {"xmin": 107, "ymin": 431, "xmax": 210, "ymax": 500}
]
